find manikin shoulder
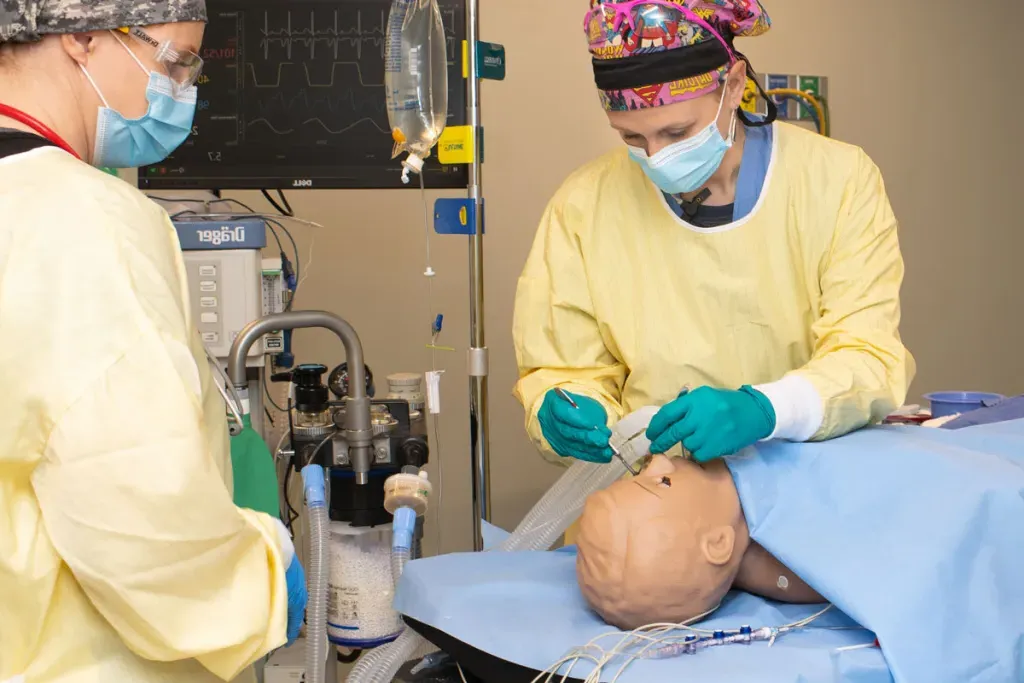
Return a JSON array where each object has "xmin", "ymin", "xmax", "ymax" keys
[{"xmin": 734, "ymin": 541, "xmax": 825, "ymax": 604}]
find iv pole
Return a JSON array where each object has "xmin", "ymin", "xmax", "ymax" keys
[{"xmin": 465, "ymin": 0, "xmax": 491, "ymax": 551}]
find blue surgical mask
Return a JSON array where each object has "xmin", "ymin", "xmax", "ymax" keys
[
  {"xmin": 80, "ymin": 34, "xmax": 197, "ymax": 169},
  {"xmin": 628, "ymin": 84, "xmax": 736, "ymax": 195}
]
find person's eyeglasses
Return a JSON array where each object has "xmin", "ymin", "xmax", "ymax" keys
[{"xmin": 117, "ymin": 26, "xmax": 204, "ymax": 94}]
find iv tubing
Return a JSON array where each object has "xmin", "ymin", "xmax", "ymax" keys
[{"xmin": 418, "ymin": 172, "xmax": 446, "ymax": 555}]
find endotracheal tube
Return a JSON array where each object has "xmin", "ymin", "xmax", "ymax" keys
[{"xmin": 384, "ymin": 0, "xmax": 449, "ymax": 184}]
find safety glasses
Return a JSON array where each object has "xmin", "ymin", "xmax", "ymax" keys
[
  {"xmin": 584, "ymin": 0, "xmax": 735, "ymax": 59},
  {"xmin": 117, "ymin": 26, "xmax": 204, "ymax": 94}
]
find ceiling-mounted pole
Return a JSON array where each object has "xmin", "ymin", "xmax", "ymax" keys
[{"xmin": 465, "ymin": 0, "xmax": 491, "ymax": 552}]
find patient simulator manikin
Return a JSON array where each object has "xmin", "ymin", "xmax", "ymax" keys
[{"xmin": 576, "ymin": 455, "xmax": 824, "ymax": 629}]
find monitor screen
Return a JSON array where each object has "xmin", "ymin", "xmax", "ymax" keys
[{"xmin": 139, "ymin": 0, "xmax": 468, "ymax": 191}]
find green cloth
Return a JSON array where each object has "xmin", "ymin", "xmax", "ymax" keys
[{"xmin": 230, "ymin": 414, "xmax": 281, "ymax": 517}]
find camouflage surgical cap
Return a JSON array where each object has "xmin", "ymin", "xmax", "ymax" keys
[{"xmin": 0, "ymin": 0, "xmax": 207, "ymax": 44}]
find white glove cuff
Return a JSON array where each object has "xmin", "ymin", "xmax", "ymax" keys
[
  {"xmin": 273, "ymin": 518, "xmax": 296, "ymax": 567},
  {"xmin": 754, "ymin": 375, "xmax": 824, "ymax": 442}
]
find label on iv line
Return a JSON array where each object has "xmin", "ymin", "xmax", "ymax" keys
[
  {"xmin": 425, "ymin": 370, "xmax": 445, "ymax": 414},
  {"xmin": 438, "ymin": 126, "xmax": 475, "ymax": 164}
]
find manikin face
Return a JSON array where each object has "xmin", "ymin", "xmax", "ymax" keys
[{"xmin": 576, "ymin": 455, "xmax": 747, "ymax": 629}]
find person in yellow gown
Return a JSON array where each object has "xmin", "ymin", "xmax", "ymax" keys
[
  {"xmin": 514, "ymin": 0, "xmax": 915, "ymax": 466},
  {"xmin": 0, "ymin": 1, "xmax": 305, "ymax": 681}
]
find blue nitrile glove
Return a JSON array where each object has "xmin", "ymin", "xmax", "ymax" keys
[
  {"xmin": 537, "ymin": 389, "xmax": 614, "ymax": 463},
  {"xmin": 284, "ymin": 556, "xmax": 307, "ymax": 645},
  {"xmin": 646, "ymin": 386, "xmax": 776, "ymax": 462}
]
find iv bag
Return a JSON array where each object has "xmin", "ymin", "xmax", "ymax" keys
[{"xmin": 384, "ymin": 0, "xmax": 449, "ymax": 183}]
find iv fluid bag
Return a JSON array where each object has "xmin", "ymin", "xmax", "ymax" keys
[{"xmin": 384, "ymin": 0, "xmax": 448, "ymax": 178}]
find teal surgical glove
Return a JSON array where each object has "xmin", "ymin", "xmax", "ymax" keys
[
  {"xmin": 537, "ymin": 389, "xmax": 614, "ymax": 463},
  {"xmin": 646, "ymin": 386, "xmax": 776, "ymax": 462}
]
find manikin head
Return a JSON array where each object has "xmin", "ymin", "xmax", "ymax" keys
[{"xmin": 576, "ymin": 455, "xmax": 749, "ymax": 630}]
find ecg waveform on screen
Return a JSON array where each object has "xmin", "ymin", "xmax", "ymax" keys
[
  {"xmin": 246, "ymin": 61, "xmax": 383, "ymax": 89},
  {"xmin": 237, "ymin": 3, "xmax": 463, "ymax": 149},
  {"xmin": 243, "ymin": 61, "xmax": 389, "ymax": 137},
  {"xmin": 257, "ymin": 8, "xmax": 458, "ymax": 61},
  {"xmin": 248, "ymin": 87, "xmax": 388, "ymax": 136},
  {"xmin": 247, "ymin": 116, "xmax": 385, "ymax": 136}
]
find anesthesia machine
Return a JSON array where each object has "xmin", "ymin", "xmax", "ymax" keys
[{"xmin": 227, "ymin": 312, "xmax": 434, "ymax": 682}]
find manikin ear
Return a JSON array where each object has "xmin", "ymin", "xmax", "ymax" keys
[
  {"xmin": 60, "ymin": 32, "xmax": 99, "ymax": 67},
  {"xmin": 700, "ymin": 526, "xmax": 736, "ymax": 566}
]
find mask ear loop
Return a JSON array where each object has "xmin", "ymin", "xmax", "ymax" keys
[
  {"xmin": 80, "ymin": 32, "xmax": 154, "ymax": 108},
  {"xmin": 110, "ymin": 30, "xmax": 152, "ymax": 75},
  {"xmin": 709, "ymin": 78, "xmax": 737, "ymax": 145},
  {"xmin": 78, "ymin": 64, "xmax": 111, "ymax": 109}
]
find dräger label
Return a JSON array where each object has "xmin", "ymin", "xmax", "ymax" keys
[
  {"xmin": 196, "ymin": 226, "xmax": 246, "ymax": 246},
  {"xmin": 174, "ymin": 219, "xmax": 266, "ymax": 251}
]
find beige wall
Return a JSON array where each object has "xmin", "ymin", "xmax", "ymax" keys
[{"xmin": 150, "ymin": 0, "xmax": 1024, "ymax": 554}]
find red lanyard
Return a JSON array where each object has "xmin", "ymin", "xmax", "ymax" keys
[{"xmin": 0, "ymin": 103, "xmax": 81, "ymax": 160}]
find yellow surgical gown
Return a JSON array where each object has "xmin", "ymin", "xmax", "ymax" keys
[
  {"xmin": 514, "ymin": 123, "xmax": 915, "ymax": 463},
  {"xmin": 0, "ymin": 148, "xmax": 288, "ymax": 682}
]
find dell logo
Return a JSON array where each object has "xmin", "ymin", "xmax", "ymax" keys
[
  {"xmin": 292, "ymin": 179, "xmax": 314, "ymax": 188},
  {"xmin": 197, "ymin": 226, "xmax": 246, "ymax": 246}
]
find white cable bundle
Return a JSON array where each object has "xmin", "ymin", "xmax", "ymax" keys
[{"xmin": 529, "ymin": 605, "xmax": 835, "ymax": 683}]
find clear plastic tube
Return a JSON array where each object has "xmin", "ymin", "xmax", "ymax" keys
[
  {"xmin": 345, "ymin": 627, "xmax": 423, "ymax": 683},
  {"xmin": 391, "ymin": 546, "xmax": 411, "ymax": 583},
  {"xmin": 498, "ymin": 406, "xmax": 659, "ymax": 552},
  {"xmin": 496, "ymin": 462, "xmax": 610, "ymax": 552},
  {"xmin": 303, "ymin": 467, "xmax": 329, "ymax": 683}
]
